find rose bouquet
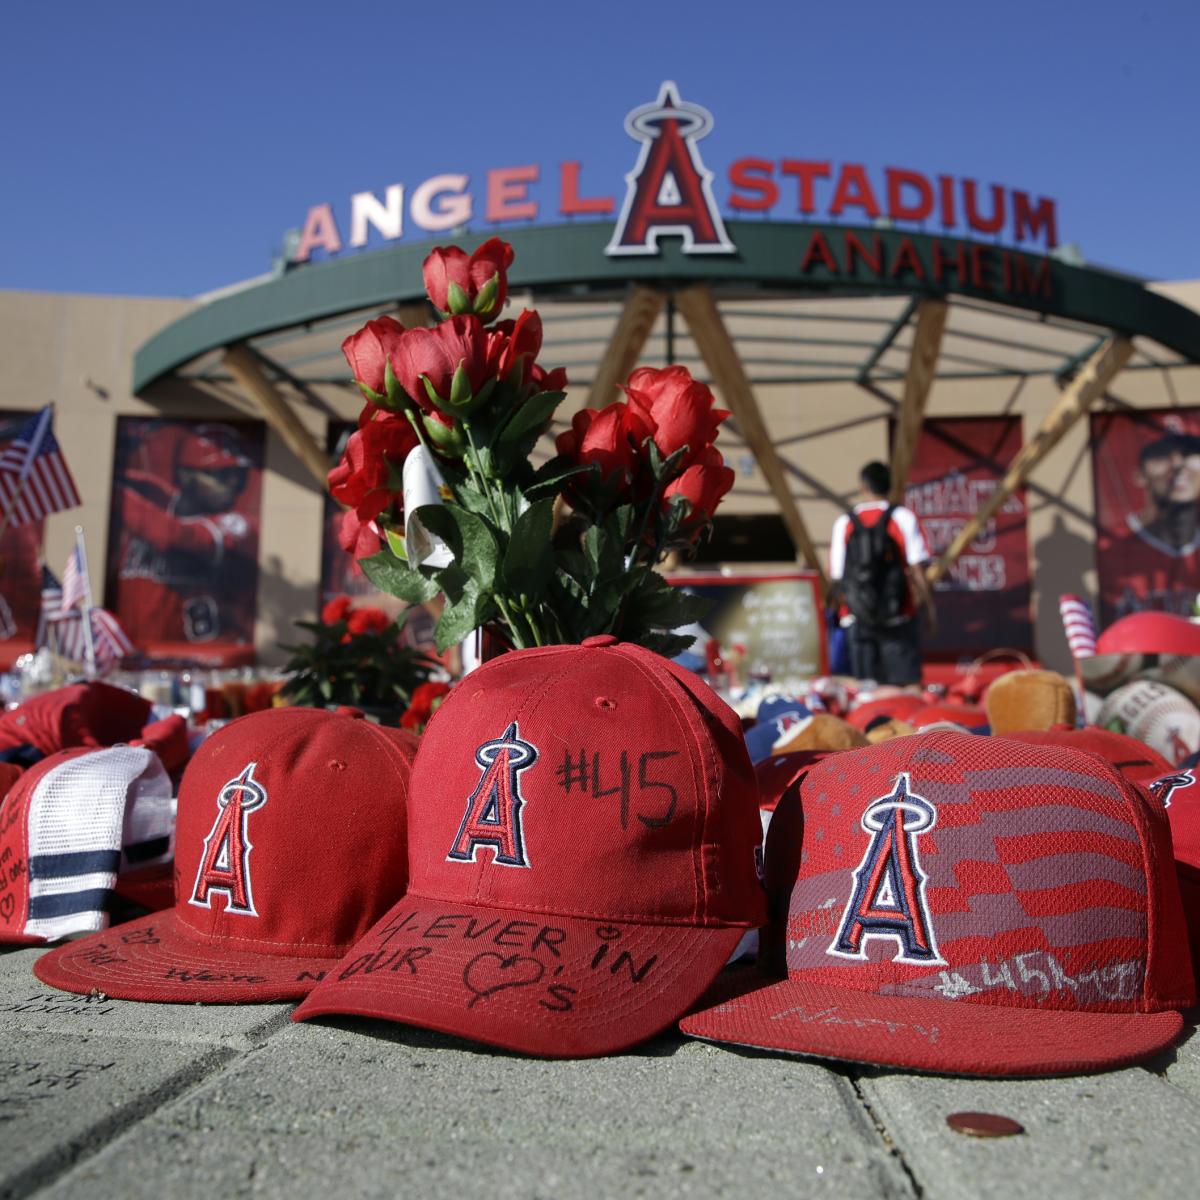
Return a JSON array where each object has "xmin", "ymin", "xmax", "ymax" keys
[{"xmin": 330, "ymin": 237, "xmax": 733, "ymax": 657}]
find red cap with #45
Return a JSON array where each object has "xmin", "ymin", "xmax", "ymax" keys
[
  {"xmin": 294, "ymin": 637, "xmax": 767, "ymax": 1057},
  {"xmin": 35, "ymin": 707, "xmax": 416, "ymax": 1002},
  {"xmin": 680, "ymin": 731, "xmax": 1195, "ymax": 1076}
]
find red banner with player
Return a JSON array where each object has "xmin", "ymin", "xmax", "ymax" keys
[
  {"xmin": 899, "ymin": 416, "xmax": 1032, "ymax": 657},
  {"xmin": 105, "ymin": 418, "xmax": 264, "ymax": 665},
  {"xmin": 1091, "ymin": 407, "xmax": 1200, "ymax": 627},
  {"xmin": 0, "ymin": 412, "xmax": 45, "ymax": 665}
]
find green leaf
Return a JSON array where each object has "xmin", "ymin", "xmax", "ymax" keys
[
  {"xmin": 413, "ymin": 503, "xmax": 499, "ymax": 591},
  {"xmin": 634, "ymin": 630, "xmax": 695, "ymax": 658},
  {"xmin": 526, "ymin": 461, "xmax": 593, "ymax": 501},
  {"xmin": 434, "ymin": 584, "xmax": 496, "ymax": 652},
  {"xmin": 360, "ymin": 552, "xmax": 440, "ymax": 603},
  {"xmin": 446, "ymin": 279, "xmax": 471, "ymax": 315},
  {"xmin": 501, "ymin": 499, "xmax": 554, "ymax": 600},
  {"xmin": 498, "ymin": 390, "xmax": 566, "ymax": 446},
  {"xmin": 629, "ymin": 572, "xmax": 713, "ymax": 627},
  {"xmin": 474, "ymin": 272, "xmax": 499, "ymax": 317},
  {"xmin": 385, "ymin": 528, "xmax": 407, "ymax": 562}
]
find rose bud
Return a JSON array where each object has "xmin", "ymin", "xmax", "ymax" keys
[
  {"xmin": 422, "ymin": 237, "xmax": 514, "ymax": 323},
  {"xmin": 624, "ymin": 365, "xmax": 729, "ymax": 469},
  {"xmin": 341, "ymin": 316, "xmax": 406, "ymax": 402},
  {"xmin": 338, "ymin": 508, "xmax": 383, "ymax": 561},
  {"xmin": 662, "ymin": 445, "xmax": 735, "ymax": 535}
]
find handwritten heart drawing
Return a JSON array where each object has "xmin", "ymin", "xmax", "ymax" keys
[
  {"xmin": 462, "ymin": 953, "xmax": 545, "ymax": 1009},
  {"xmin": 0, "ymin": 893, "xmax": 15, "ymax": 922}
]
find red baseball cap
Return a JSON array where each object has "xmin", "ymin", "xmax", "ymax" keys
[
  {"xmin": 35, "ymin": 707, "xmax": 415, "ymax": 1002},
  {"xmin": 755, "ymin": 749, "xmax": 835, "ymax": 813},
  {"xmin": 909, "ymin": 703, "xmax": 989, "ymax": 730},
  {"xmin": 1007, "ymin": 726, "xmax": 1173, "ymax": 785},
  {"xmin": 294, "ymin": 637, "xmax": 767, "ymax": 1057},
  {"xmin": 1146, "ymin": 767, "xmax": 1200, "ymax": 988},
  {"xmin": 0, "ymin": 682, "xmax": 152, "ymax": 757},
  {"xmin": 176, "ymin": 424, "xmax": 252, "ymax": 471},
  {"xmin": 0, "ymin": 746, "xmax": 175, "ymax": 945},
  {"xmin": 681, "ymin": 731, "xmax": 1195, "ymax": 1076},
  {"xmin": 847, "ymin": 693, "xmax": 926, "ymax": 732},
  {"xmin": 1097, "ymin": 611, "xmax": 1200, "ymax": 656}
]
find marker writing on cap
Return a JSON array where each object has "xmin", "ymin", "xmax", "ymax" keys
[{"xmin": 555, "ymin": 748, "xmax": 680, "ymax": 829}]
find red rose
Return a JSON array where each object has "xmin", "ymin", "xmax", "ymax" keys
[
  {"xmin": 338, "ymin": 508, "xmax": 382, "ymax": 560},
  {"xmin": 492, "ymin": 310, "xmax": 543, "ymax": 394},
  {"xmin": 624, "ymin": 365, "xmax": 729, "ymax": 468},
  {"xmin": 556, "ymin": 401, "xmax": 654, "ymax": 484},
  {"xmin": 400, "ymin": 680, "xmax": 451, "ymax": 730},
  {"xmin": 423, "ymin": 238, "xmax": 514, "ymax": 322},
  {"xmin": 389, "ymin": 317, "xmax": 500, "ymax": 417},
  {"xmin": 346, "ymin": 606, "xmax": 391, "ymax": 636},
  {"xmin": 327, "ymin": 416, "xmax": 417, "ymax": 512},
  {"xmin": 341, "ymin": 317, "xmax": 405, "ymax": 399},
  {"xmin": 322, "ymin": 596, "xmax": 353, "ymax": 625},
  {"xmin": 531, "ymin": 362, "xmax": 569, "ymax": 394},
  {"xmin": 662, "ymin": 445, "xmax": 734, "ymax": 533}
]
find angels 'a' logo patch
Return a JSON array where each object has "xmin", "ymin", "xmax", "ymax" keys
[
  {"xmin": 828, "ymin": 773, "xmax": 943, "ymax": 965},
  {"xmin": 189, "ymin": 764, "xmax": 267, "ymax": 916},
  {"xmin": 447, "ymin": 723, "xmax": 538, "ymax": 868},
  {"xmin": 606, "ymin": 80, "xmax": 734, "ymax": 258},
  {"xmin": 1149, "ymin": 769, "xmax": 1194, "ymax": 809}
]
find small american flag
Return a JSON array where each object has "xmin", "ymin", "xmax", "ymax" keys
[
  {"xmin": 1059, "ymin": 594, "xmax": 1098, "ymax": 660},
  {"xmin": 39, "ymin": 564, "xmax": 65, "ymax": 623},
  {"xmin": 61, "ymin": 542, "xmax": 88, "ymax": 612},
  {"xmin": 0, "ymin": 407, "xmax": 81, "ymax": 527},
  {"xmin": 89, "ymin": 606, "xmax": 135, "ymax": 672}
]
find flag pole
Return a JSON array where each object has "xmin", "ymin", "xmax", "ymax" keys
[
  {"xmin": 34, "ymin": 555, "xmax": 47, "ymax": 652},
  {"xmin": 0, "ymin": 404, "xmax": 52, "ymax": 543},
  {"xmin": 74, "ymin": 525, "xmax": 98, "ymax": 678}
]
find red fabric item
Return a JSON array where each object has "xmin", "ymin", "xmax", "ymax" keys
[
  {"xmin": 1097, "ymin": 612, "xmax": 1200, "ymax": 657},
  {"xmin": 1145, "ymin": 767, "xmax": 1200, "ymax": 987},
  {"xmin": 293, "ymin": 636, "xmax": 767, "ymax": 1057},
  {"xmin": 133, "ymin": 715, "xmax": 191, "ymax": 775},
  {"xmin": 35, "ymin": 708, "xmax": 417, "ymax": 1002},
  {"xmin": 681, "ymin": 731, "xmax": 1195, "ymax": 1076},
  {"xmin": 1007, "ymin": 727, "xmax": 1173, "ymax": 784},
  {"xmin": 847, "ymin": 693, "xmax": 927, "ymax": 731},
  {"xmin": 0, "ymin": 762, "xmax": 23, "ymax": 797},
  {"xmin": 755, "ymin": 750, "xmax": 836, "ymax": 813},
  {"xmin": 0, "ymin": 683, "xmax": 152, "ymax": 756},
  {"xmin": 909, "ymin": 703, "xmax": 989, "ymax": 730}
]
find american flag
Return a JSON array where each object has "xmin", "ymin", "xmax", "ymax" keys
[
  {"xmin": 0, "ymin": 407, "xmax": 81, "ymax": 527},
  {"xmin": 89, "ymin": 606, "xmax": 135, "ymax": 672},
  {"xmin": 39, "ymin": 564, "xmax": 66, "ymax": 623},
  {"xmin": 1059, "ymin": 594, "xmax": 1098, "ymax": 660},
  {"xmin": 61, "ymin": 542, "xmax": 89, "ymax": 612}
]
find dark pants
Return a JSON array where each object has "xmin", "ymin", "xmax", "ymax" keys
[{"xmin": 847, "ymin": 618, "xmax": 921, "ymax": 686}]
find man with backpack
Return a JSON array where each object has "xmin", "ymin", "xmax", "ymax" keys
[{"xmin": 828, "ymin": 461, "xmax": 933, "ymax": 685}]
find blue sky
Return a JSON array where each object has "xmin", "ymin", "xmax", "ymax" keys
[{"xmin": 2, "ymin": 0, "xmax": 1197, "ymax": 296}]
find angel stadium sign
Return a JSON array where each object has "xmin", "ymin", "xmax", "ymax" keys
[{"xmin": 290, "ymin": 81, "xmax": 1060, "ymax": 270}]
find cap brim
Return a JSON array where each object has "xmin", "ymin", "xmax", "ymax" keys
[
  {"xmin": 293, "ymin": 893, "xmax": 750, "ymax": 1058},
  {"xmin": 33, "ymin": 910, "xmax": 343, "ymax": 1003},
  {"xmin": 679, "ymin": 975, "xmax": 1184, "ymax": 1077}
]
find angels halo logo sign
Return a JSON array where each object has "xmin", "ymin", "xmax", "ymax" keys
[{"xmin": 606, "ymin": 80, "xmax": 735, "ymax": 258}]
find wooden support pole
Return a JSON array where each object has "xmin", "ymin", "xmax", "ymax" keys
[
  {"xmin": 674, "ymin": 284, "xmax": 827, "ymax": 587},
  {"xmin": 889, "ymin": 298, "xmax": 948, "ymax": 505},
  {"xmin": 587, "ymin": 285, "xmax": 665, "ymax": 408},
  {"xmin": 927, "ymin": 334, "xmax": 1133, "ymax": 584},
  {"xmin": 223, "ymin": 343, "xmax": 331, "ymax": 488}
]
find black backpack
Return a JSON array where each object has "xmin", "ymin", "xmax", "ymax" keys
[{"xmin": 840, "ymin": 506, "xmax": 908, "ymax": 628}]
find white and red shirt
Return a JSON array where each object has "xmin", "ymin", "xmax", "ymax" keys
[{"xmin": 829, "ymin": 501, "xmax": 931, "ymax": 621}]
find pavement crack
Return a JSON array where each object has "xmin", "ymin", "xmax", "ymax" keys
[
  {"xmin": 847, "ymin": 1071, "xmax": 925, "ymax": 1200},
  {"xmin": 2, "ymin": 1044, "xmax": 240, "ymax": 1200}
]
